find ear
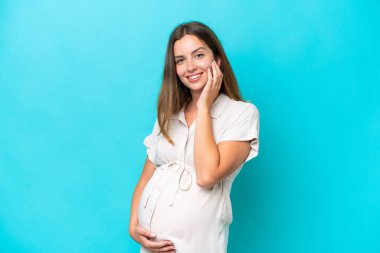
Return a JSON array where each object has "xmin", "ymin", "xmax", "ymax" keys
[{"xmin": 216, "ymin": 57, "xmax": 222, "ymax": 67}]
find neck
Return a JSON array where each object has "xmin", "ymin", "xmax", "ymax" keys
[
  {"xmin": 190, "ymin": 90, "xmax": 201, "ymax": 105},
  {"xmin": 186, "ymin": 90, "xmax": 221, "ymax": 112},
  {"xmin": 185, "ymin": 91, "xmax": 200, "ymax": 113}
]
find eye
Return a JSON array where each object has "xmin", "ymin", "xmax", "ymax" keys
[
  {"xmin": 175, "ymin": 58, "xmax": 184, "ymax": 64},
  {"xmin": 195, "ymin": 53, "xmax": 204, "ymax": 58}
]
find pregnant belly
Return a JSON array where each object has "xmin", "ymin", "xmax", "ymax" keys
[{"xmin": 137, "ymin": 164, "xmax": 225, "ymax": 239}]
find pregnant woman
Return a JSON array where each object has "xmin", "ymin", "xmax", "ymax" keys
[{"xmin": 129, "ymin": 21, "xmax": 260, "ymax": 253}]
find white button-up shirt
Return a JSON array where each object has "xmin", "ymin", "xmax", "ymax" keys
[{"xmin": 138, "ymin": 93, "xmax": 259, "ymax": 253}]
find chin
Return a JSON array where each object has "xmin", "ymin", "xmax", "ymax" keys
[
  {"xmin": 184, "ymin": 80, "xmax": 207, "ymax": 92},
  {"xmin": 187, "ymin": 85, "xmax": 206, "ymax": 93}
]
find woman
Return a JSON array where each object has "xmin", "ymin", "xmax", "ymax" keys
[{"xmin": 129, "ymin": 21, "xmax": 259, "ymax": 253}]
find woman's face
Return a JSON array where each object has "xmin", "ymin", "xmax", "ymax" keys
[{"xmin": 173, "ymin": 34, "xmax": 220, "ymax": 93}]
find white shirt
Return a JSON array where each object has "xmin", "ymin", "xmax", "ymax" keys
[{"xmin": 138, "ymin": 93, "xmax": 259, "ymax": 253}]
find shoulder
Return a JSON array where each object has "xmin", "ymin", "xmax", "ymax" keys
[
  {"xmin": 226, "ymin": 97, "xmax": 259, "ymax": 119},
  {"xmin": 148, "ymin": 118, "xmax": 161, "ymax": 135}
]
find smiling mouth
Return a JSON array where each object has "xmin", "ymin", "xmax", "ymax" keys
[{"xmin": 187, "ymin": 73, "xmax": 202, "ymax": 81}]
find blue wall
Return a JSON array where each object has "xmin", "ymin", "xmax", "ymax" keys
[{"xmin": 0, "ymin": 1, "xmax": 379, "ymax": 252}]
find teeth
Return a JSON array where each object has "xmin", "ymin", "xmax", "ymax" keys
[{"xmin": 189, "ymin": 74, "xmax": 201, "ymax": 80}]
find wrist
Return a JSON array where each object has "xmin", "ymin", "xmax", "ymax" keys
[
  {"xmin": 129, "ymin": 219, "xmax": 138, "ymax": 234},
  {"xmin": 197, "ymin": 107, "xmax": 211, "ymax": 116},
  {"xmin": 129, "ymin": 225, "xmax": 138, "ymax": 242}
]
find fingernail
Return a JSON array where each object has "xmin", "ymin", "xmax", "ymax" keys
[{"xmin": 150, "ymin": 232, "xmax": 156, "ymax": 237}]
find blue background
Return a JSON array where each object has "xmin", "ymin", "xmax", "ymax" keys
[{"xmin": 0, "ymin": 0, "xmax": 379, "ymax": 252}]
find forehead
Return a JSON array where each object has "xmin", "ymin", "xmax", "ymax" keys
[{"xmin": 173, "ymin": 34, "xmax": 209, "ymax": 55}]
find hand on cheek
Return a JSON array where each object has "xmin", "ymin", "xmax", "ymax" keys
[{"xmin": 197, "ymin": 61, "xmax": 223, "ymax": 110}]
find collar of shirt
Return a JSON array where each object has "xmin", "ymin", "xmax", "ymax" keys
[{"xmin": 170, "ymin": 93, "xmax": 231, "ymax": 124}]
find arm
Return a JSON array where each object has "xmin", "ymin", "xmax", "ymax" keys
[
  {"xmin": 194, "ymin": 109, "xmax": 251, "ymax": 188},
  {"xmin": 194, "ymin": 61, "xmax": 252, "ymax": 188},
  {"xmin": 129, "ymin": 157, "xmax": 175, "ymax": 251},
  {"xmin": 129, "ymin": 156, "xmax": 155, "ymax": 237}
]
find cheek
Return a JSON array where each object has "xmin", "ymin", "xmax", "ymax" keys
[
  {"xmin": 198, "ymin": 59, "xmax": 213, "ymax": 70},
  {"xmin": 176, "ymin": 66, "xmax": 184, "ymax": 77},
  {"xmin": 176, "ymin": 67, "xmax": 183, "ymax": 78}
]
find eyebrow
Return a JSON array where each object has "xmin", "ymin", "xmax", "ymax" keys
[{"xmin": 174, "ymin": 47, "xmax": 207, "ymax": 58}]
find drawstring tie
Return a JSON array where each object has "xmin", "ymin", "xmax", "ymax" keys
[
  {"xmin": 169, "ymin": 166, "xmax": 192, "ymax": 207},
  {"xmin": 142, "ymin": 161, "xmax": 194, "ymax": 229}
]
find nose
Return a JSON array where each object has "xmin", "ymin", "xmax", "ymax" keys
[{"xmin": 186, "ymin": 59, "xmax": 197, "ymax": 72}]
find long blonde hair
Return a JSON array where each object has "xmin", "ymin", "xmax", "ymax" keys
[{"xmin": 157, "ymin": 21, "xmax": 243, "ymax": 144}]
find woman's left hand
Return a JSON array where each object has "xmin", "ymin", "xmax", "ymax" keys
[{"xmin": 197, "ymin": 60, "xmax": 223, "ymax": 111}]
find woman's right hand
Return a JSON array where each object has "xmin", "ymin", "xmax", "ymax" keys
[{"xmin": 130, "ymin": 225, "xmax": 176, "ymax": 253}]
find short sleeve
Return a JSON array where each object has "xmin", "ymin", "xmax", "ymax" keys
[
  {"xmin": 143, "ymin": 119, "xmax": 160, "ymax": 164},
  {"xmin": 219, "ymin": 103, "xmax": 259, "ymax": 163}
]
